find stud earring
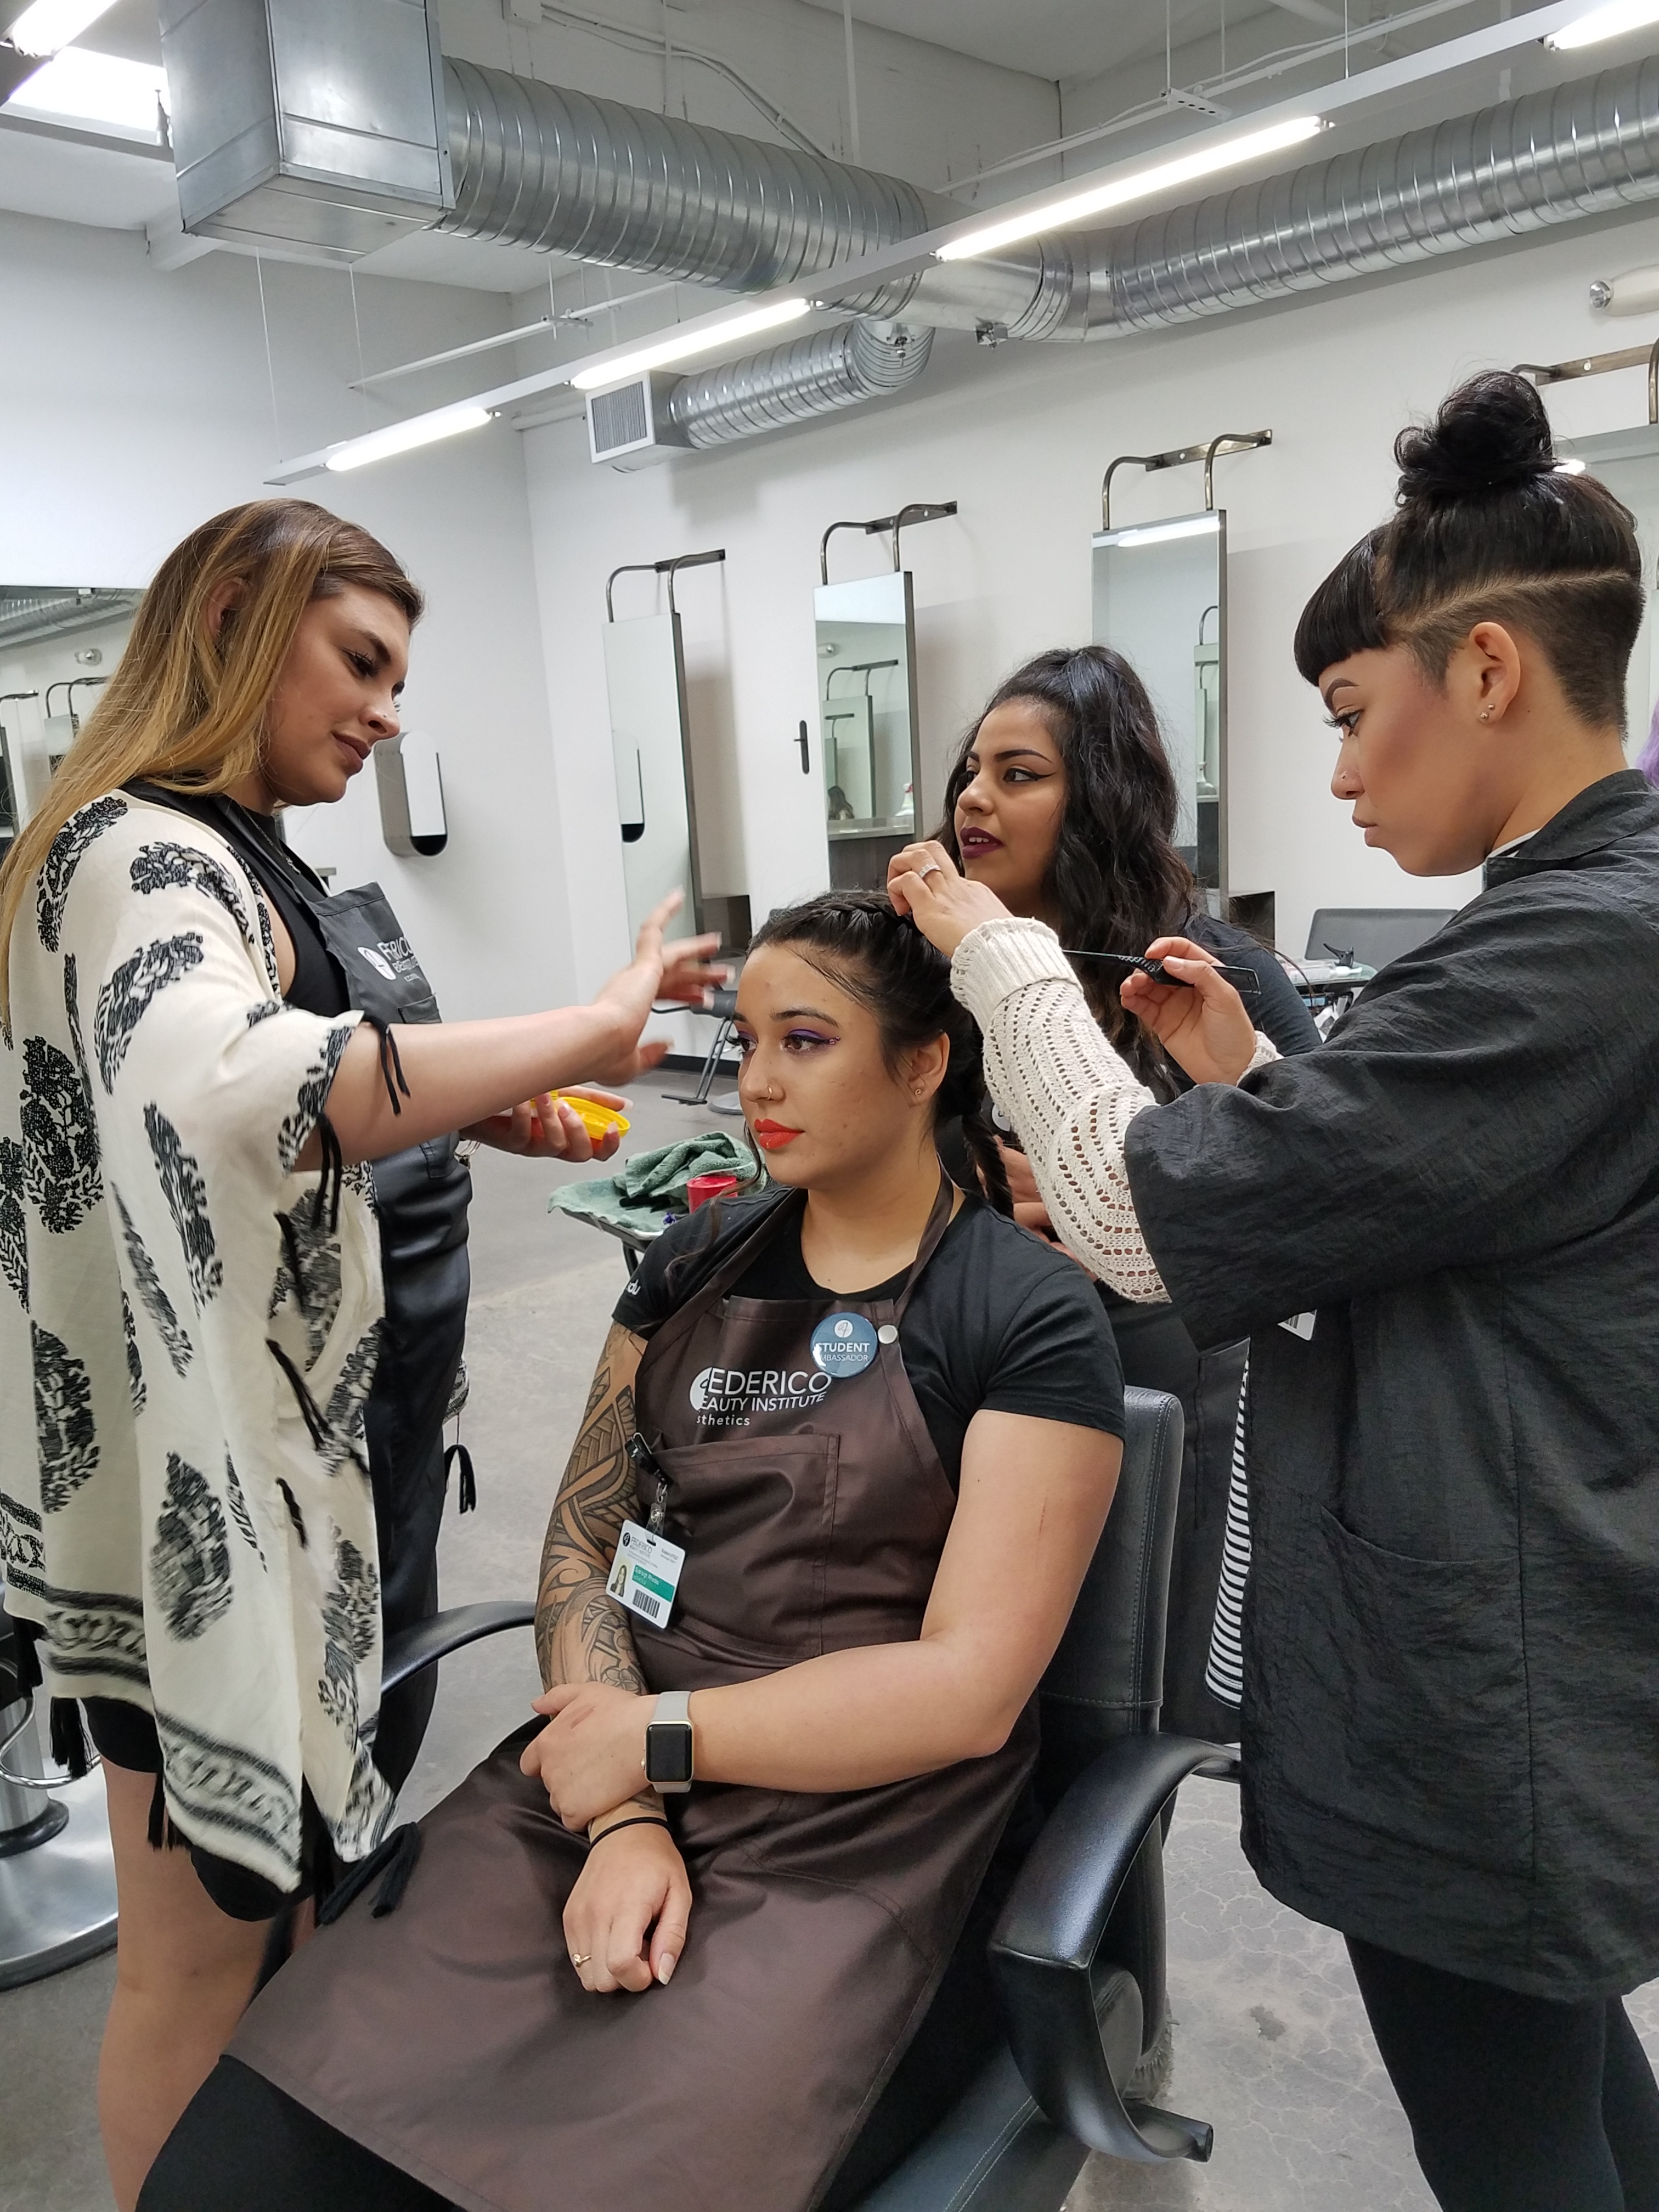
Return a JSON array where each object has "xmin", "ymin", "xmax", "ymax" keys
[{"xmin": 1480, "ymin": 707, "xmax": 1493, "ymax": 722}]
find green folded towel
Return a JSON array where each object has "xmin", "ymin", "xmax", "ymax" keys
[
  {"xmin": 616, "ymin": 1133, "xmax": 754, "ymax": 1210},
  {"xmin": 548, "ymin": 1131, "xmax": 757, "ymax": 1237}
]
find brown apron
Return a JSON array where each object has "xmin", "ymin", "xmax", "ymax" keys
[{"xmin": 230, "ymin": 1183, "xmax": 1038, "ymax": 2212}]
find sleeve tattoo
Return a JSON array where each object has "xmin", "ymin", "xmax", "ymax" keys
[{"xmin": 534, "ymin": 1322, "xmax": 649, "ymax": 1695}]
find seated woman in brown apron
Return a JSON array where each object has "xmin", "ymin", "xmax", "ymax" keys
[{"xmin": 140, "ymin": 889, "xmax": 1126, "ymax": 2212}]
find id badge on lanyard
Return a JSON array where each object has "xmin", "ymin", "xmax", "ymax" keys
[{"xmin": 607, "ymin": 1433, "xmax": 685, "ymax": 1631}]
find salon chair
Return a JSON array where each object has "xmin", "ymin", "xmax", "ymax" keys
[
  {"xmin": 1304, "ymin": 906, "xmax": 1458, "ymax": 970},
  {"xmin": 383, "ymin": 1384, "xmax": 1233, "ymax": 2207}
]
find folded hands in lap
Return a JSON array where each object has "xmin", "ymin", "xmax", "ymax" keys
[{"xmin": 522, "ymin": 1682, "xmax": 690, "ymax": 1995}]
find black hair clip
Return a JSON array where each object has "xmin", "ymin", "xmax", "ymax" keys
[{"xmin": 1064, "ymin": 949, "xmax": 1262, "ymax": 1000}]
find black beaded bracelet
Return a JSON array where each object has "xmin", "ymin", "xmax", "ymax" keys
[{"xmin": 588, "ymin": 1815, "xmax": 671, "ymax": 1846}]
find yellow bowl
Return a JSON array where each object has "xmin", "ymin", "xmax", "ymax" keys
[{"xmin": 554, "ymin": 1092, "xmax": 631, "ymax": 1139}]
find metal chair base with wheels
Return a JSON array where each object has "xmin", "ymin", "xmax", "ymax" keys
[{"xmin": 0, "ymin": 1694, "xmax": 117, "ymax": 1991}]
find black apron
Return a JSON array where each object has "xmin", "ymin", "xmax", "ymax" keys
[
  {"xmin": 230, "ymin": 1182, "xmax": 1037, "ymax": 2212},
  {"xmin": 128, "ymin": 788, "xmax": 472, "ymax": 1788}
]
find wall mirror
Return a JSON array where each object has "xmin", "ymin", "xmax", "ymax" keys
[
  {"xmin": 0, "ymin": 588, "xmax": 140, "ymax": 856},
  {"xmin": 1092, "ymin": 511, "xmax": 1226, "ymax": 889},
  {"xmin": 815, "ymin": 504, "xmax": 953, "ymax": 892},
  {"xmin": 1561, "ymin": 422, "xmax": 1659, "ymax": 752},
  {"xmin": 603, "ymin": 550, "xmax": 728, "ymax": 943}
]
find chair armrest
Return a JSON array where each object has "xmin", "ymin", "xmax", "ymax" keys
[
  {"xmin": 989, "ymin": 1734, "xmax": 1237, "ymax": 2164},
  {"xmin": 382, "ymin": 1600, "xmax": 537, "ymax": 1695}
]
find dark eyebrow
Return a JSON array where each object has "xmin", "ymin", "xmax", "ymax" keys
[
  {"xmin": 772, "ymin": 1005, "xmax": 841, "ymax": 1024},
  {"xmin": 984, "ymin": 746, "xmax": 1053, "ymax": 763}
]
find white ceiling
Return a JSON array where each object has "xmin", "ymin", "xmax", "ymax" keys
[{"xmin": 794, "ymin": 0, "xmax": 1345, "ymax": 86}]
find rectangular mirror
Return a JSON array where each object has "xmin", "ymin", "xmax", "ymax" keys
[
  {"xmin": 604, "ymin": 608, "xmax": 701, "ymax": 940},
  {"xmin": 0, "ymin": 588, "xmax": 142, "ymax": 857},
  {"xmin": 1092, "ymin": 511, "xmax": 1226, "ymax": 891},
  {"xmin": 1562, "ymin": 425, "xmax": 1659, "ymax": 757},
  {"xmin": 815, "ymin": 572, "xmax": 920, "ymax": 891}
]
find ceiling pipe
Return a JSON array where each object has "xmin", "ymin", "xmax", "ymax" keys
[
  {"xmin": 439, "ymin": 58, "xmax": 1085, "ymax": 343},
  {"xmin": 662, "ymin": 318, "xmax": 933, "ymax": 448},
  {"xmin": 1090, "ymin": 56, "xmax": 1659, "ymax": 329}
]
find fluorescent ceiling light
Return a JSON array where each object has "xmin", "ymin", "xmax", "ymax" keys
[
  {"xmin": 570, "ymin": 296, "xmax": 811, "ymax": 392},
  {"xmin": 325, "ymin": 404, "xmax": 493, "ymax": 473},
  {"xmin": 1545, "ymin": 0, "xmax": 1659, "ymax": 48},
  {"xmin": 936, "ymin": 114, "xmax": 1326, "ymax": 262},
  {"xmin": 4, "ymin": 0, "xmax": 119, "ymax": 56},
  {"xmin": 4, "ymin": 47, "xmax": 167, "ymax": 133},
  {"xmin": 1104, "ymin": 515, "xmax": 1223, "ymax": 548}
]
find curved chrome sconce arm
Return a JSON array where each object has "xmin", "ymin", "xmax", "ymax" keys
[
  {"xmin": 1101, "ymin": 432, "xmax": 1271, "ymax": 532},
  {"xmin": 1515, "ymin": 336, "xmax": 1659, "ymax": 426},
  {"xmin": 605, "ymin": 547, "xmax": 726, "ymax": 622},
  {"xmin": 819, "ymin": 501, "xmax": 957, "ymax": 584}
]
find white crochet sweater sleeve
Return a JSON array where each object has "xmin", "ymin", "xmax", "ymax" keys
[{"xmin": 951, "ymin": 917, "xmax": 1279, "ymax": 1302}]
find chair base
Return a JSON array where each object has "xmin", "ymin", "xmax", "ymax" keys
[{"xmin": 0, "ymin": 1769, "xmax": 118, "ymax": 1990}]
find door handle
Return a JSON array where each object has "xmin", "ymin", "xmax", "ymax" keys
[{"xmin": 795, "ymin": 720, "xmax": 810, "ymax": 775}]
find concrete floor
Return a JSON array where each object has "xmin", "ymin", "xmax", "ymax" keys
[{"xmin": 3, "ymin": 1064, "xmax": 1656, "ymax": 2211}]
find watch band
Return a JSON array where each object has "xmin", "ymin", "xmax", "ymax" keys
[{"xmin": 644, "ymin": 1690, "xmax": 694, "ymax": 1793}]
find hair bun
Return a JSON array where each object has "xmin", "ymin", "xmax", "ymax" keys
[{"xmin": 1393, "ymin": 369, "xmax": 1556, "ymax": 505}]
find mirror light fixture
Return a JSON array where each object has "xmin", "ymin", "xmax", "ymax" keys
[
  {"xmin": 936, "ymin": 115, "xmax": 1326, "ymax": 263},
  {"xmin": 4, "ymin": 0, "xmax": 119, "ymax": 54},
  {"xmin": 571, "ymin": 296, "xmax": 811, "ymax": 392},
  {"xmin": 1107, "ymin": 514, "xmax": 1223, "ymax": 549},
  {"xmin": 325, "ymin": 403, "xmax": 493, "ymax": 473},
  {"xmin": 1545, "ymin": 0, "xmax": 1659, "ymax": 46}
]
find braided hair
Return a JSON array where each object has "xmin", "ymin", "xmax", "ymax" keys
[{"xmin": 748, "ymin": 890, "xmax": 1013, "ymax": 1215}]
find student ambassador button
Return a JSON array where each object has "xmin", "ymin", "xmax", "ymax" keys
[{"xmin": 811, "ymin": 1312, "xmax": 880, "ymax": 1378}]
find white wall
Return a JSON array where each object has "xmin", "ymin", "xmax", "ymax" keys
[
  {"xmin": 0, "ymin": 207, "xmax": 577, "ymax": 1021},
  {"xmin": 522, "ymin": 207, "xmax": 1659, "ymax": 980}
]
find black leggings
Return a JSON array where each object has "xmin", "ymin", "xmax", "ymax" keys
[{"xmin": 1348, "ymin": 1938, "xmax": 1659, "ymax": 2212}]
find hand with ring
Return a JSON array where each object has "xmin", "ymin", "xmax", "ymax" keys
[
  {"xmin": 887, "ymin": 840, "xmax": 1014, "ymax": 960},
  {"xmin": 564, "ymin": 1817, "xmax": 692, "ymax": 1994}
]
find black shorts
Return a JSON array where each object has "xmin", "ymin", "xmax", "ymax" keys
[{"xmin": 84, "ymin": 1698, "xmax": 334, "ymax": 1923}]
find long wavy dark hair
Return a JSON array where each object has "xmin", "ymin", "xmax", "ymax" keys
[
  {"xmin": 936, "ymin": 645, "xmax": 1197, "ymax": 1081},
  {"xmin": 749, "ymin": 890, "xmax": 1013, "ymax": 1215}
]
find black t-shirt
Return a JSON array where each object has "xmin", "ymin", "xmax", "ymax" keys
[{"xmin": 615, "ymin": 1189, "xmax": 1124, "ymax": 1487}]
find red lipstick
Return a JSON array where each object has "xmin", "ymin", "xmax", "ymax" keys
[{"xmin": 752, "ymin": 1119, "xmax": 802, "ymax": 1152}]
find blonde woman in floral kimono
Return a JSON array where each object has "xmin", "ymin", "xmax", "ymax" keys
[{"xmin": 0, "ymin": 499, "xmax": 723, "ymax": 2209}]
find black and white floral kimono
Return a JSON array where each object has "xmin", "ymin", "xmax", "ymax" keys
[{"xmin": 0, "ymin": 792, "xmax": 391, "ymax": 1893}]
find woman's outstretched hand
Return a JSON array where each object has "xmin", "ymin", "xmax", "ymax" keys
[
  {"xmin": 1119, "ymin": 936, "xmax": 1259, "ymax": 1086},
  {"xmin": 887, "ymin": 842, "xmax": 1011, "ymax": 959},
  {"xmin": 461, "ymin": 1086, "xmax": 630, "ymax": 1160},
  {"xmin": 563, "ymin": 1820, "xmax": 692, "ymax": 1995},
  {"xmin": 587, "ymin": 890, "xmax": 728, "ymax": 1085}
]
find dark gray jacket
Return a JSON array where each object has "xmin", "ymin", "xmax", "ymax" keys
[{"xmin": 1126, "ymin": 771, "xmax": 1659, "ymax": 2000}]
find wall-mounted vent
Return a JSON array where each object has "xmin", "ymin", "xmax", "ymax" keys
[{"xmin": 584, "ymin": 374, "xmax": 692, "ymax": 469}]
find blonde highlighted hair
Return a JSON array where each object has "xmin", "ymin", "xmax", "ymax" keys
[{"xmin": 0, "ymin": 499, "xmax": 422, "ymax": 1018}]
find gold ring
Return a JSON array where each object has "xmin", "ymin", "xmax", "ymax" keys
[{"xmin": 571, "ymin": 1953, "xmax": 591, "ymax": 1968}]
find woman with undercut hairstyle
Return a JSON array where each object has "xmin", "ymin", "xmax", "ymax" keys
[{"xmin": 891, "ymin": 372, "xmax": 1659, "ymax": 2212}]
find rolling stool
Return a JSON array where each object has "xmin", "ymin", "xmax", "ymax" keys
[{"xmin": 0, "ymin": 1605, "xmax": 117, "ymax": 1989}]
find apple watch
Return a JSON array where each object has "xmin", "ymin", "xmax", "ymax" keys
[{"xmin": 644, "ymin": 1690, "xmax": 694, "ymax": 1793}]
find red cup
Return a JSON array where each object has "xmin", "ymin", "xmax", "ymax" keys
[{"xmin": 686, "ymin": 1172, "xmax": 740, "ymax": 1212}]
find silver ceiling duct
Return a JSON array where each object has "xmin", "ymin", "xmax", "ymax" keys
[
  {"xmin": 0, "ymin": 589, "xmax": 143, "ymax": 649},
  {"xmin": 1091, "ymin": 56, "xmax": 1659, "ymax": 329},
  {"xmin": 438, "ymin": 59, "xmax": 1083, "ymax": 345},
  {"xmin": 663, "ymin": 319, "xmax": 933, "ymax": 449}
]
